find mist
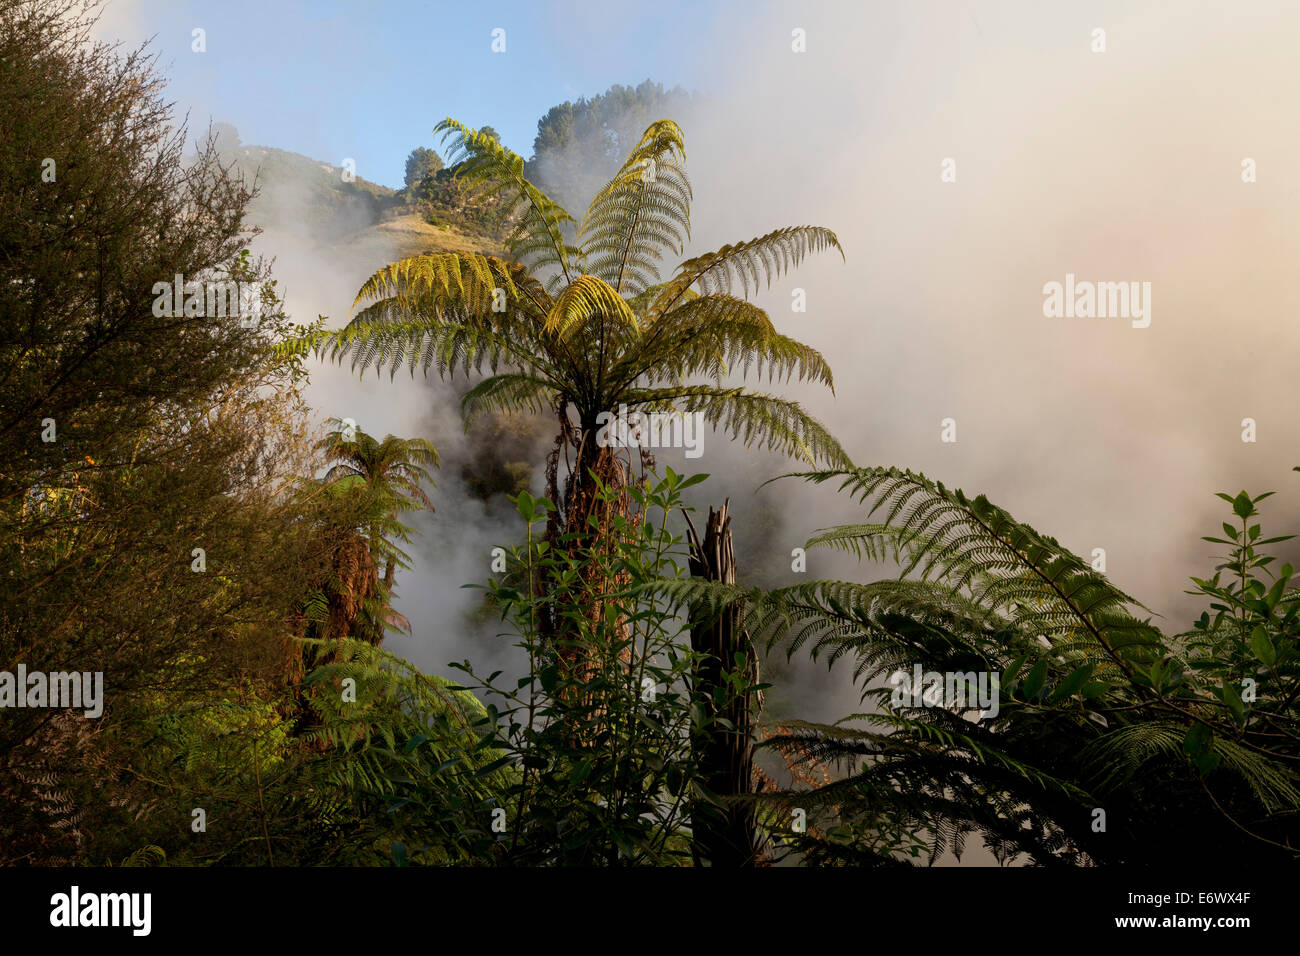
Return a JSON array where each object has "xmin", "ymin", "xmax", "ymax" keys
[
  {"xmin": 670, "ymin": 0, "xmax": 1300, "ymax": 638},
  {"xmin": 92, "ymin": 0, "xmax": 1300, "ymax": 753}
]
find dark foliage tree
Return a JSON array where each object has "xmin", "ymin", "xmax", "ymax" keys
[
  {"xmin": 0, "ymin": 0, "xmax": 328, "ymax": 863},
  {"xmin": 528, "ymin": 80, "xmax": 695, "ymax": 212},
  {"xmin": 403, "ymin": 146, "xmax": 443, "ymax": 192}
]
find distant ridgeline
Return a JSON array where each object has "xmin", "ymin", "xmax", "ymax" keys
[
  {"xmin": 223, "ymin": 142, "xmax": 504, "ymax": 257},
  {"xmin": 236, "ymin": 144, "xmax": 400, "ymax": 238},
  {"xmin": 211, "ymin": 80, "xmax": 697, "ymax": 258}
]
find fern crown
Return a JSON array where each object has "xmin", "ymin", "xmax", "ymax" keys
[{"xmin": 282, "ymin": 118, "xmax": 849, "ymax": 467}]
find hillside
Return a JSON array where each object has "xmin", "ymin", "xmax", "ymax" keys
[{"xmin": 231, "ymin": 142, "xmax": 502, "ymax": 259}]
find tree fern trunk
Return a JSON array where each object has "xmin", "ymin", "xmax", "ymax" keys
[
  {"xmin": 685, "ymin": 501, "xmax": 760, "ymax": 867},
  {"xmin": 542, "ymin": 417, "xmax": 639, "ymax": 737}
]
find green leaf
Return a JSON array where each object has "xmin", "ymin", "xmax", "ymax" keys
[
  {"xmin": 474, "ymin": 756, "xmax": 513, "ymax": 777},
  {"xmin": 1022, "ymin": 658, "xmax": 1048, "ymax": 699},
  {"xmin": 1080, "ymin": 681, "xmax": 1110, "ymax": 700},
  {"xmin": 1232, "ymin": 492, "xmax": 1253, "ymax": 519},
  {"xmin": 691, "ymin": 700, "xmax": 709, "ymax": 726},
  {"xmin": 1250, "ymin": 625, "xmax": 1277, "ymax": 668},
  {"xmin": 1146, "ymin": 658, "xmax": 1169, "ymax": 692},
  {"xmin": 1193, "ymin": 748, "xmax": 1221, "ymax": 775},
  {"xmin": 1182, "ymin": 722, "xmax": 1212, "ymax": 757},
  {"xmin": 1002, "ymin": 651, "xmax": 1030, "ymax": 686},
  {"xmin": 538, "ymin": 663, "xmax": 560, "ymax": 694},
  {"xmin": 1220, "ymin": 678, "xmax": 1245, "ymax": 725},
  {"xmin": 1049, "ymin": 663, "xmax": 1095, "ymax": 703}
]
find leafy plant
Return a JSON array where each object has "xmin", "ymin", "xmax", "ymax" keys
[
  {"xmin": 696, "ymin": 467, "xmax": 1300, "ymax": 865},
  {"xmin": 314, "ymin": 421, "xmax": 439, "ymax": 627},
  {"xmin": 447, "ymin": 469, "xmax": 763, "ymax": 865}
]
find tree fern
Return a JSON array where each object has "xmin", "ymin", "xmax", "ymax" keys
[
  {"xmin": 748, "ymin": 467, "xmax": 1300, "ymax": 864},
  {"xmin": 578, "ymin": 119, "xmax": 691, "ymax": 296},
  {"xmin": 283, "ymin": 116, "xmax": 849, "ymax": 550},
  {"xmin": 788, "ymin": 466, "xmax": 1163, "ymax": 678}
]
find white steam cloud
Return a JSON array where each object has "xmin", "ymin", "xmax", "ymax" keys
[{"xmin": 93, "ymin": 2, "xmax": 1300, "ymax": 858}]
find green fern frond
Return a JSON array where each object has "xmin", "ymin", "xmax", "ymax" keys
[
  {"xmin": 624, "ymin": 387, "xmax": 850, "ymax": 467},
  {"xmin": 651, "ymin": 225, "xmax": 843, "ymax": 317},
  {"xmin": 117, "ymin": 844, "xmax": 167, "ymax": 867},
  {"xmin": 352, "ymin": 252, "xmax": 531, "ymax": 316},
  {"xmin": 545, "ymin": 273, "xmax": 640, "ymax": 338},
  {"xmin": 436, "ymin": 118, "xmax": 578, "ymax": 286},
  {"xmin": 788, "ymin": 466, "xmax": 1162, "ymax": 672},
  {"xmin": 755, "ymin": 578, "xmax": 1022, "ymax": 681},
  {"xmin": 460, "ymin": 372, "xmax": 556, "ymax": 424},
  {"xmin": 578, "ymin": 119, "xmax": 691, "ymax": 295},
  {"xmin": 630, "ymin": 293, "xmax": 834, "ymax": 392}
]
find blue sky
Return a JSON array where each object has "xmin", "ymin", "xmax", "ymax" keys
[{"xmin": 98, "ymin": 0, "xmax": 753, "ymax": 188}]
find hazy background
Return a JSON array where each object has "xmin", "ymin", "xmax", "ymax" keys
[{"xmin": 93, "ymin": 0, "xmax": 1300, "ymax": 730}]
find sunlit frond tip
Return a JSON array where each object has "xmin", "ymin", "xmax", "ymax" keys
[
  {"xmin": 579, "ymin": 119, "xmax": 693, "ymax": 295},
  {"xmin": 434, "ymin": 118, "xmax": 578, "ymax": 283},
  {"xmin": 653, "ymin": 225, "xmax": 843, "ymax": 315}
]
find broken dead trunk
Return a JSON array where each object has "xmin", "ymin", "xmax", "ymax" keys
[{"xmin": 685, "ymin": 500, "xmax": 762, "ymax": 867}]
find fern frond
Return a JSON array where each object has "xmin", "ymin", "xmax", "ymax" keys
[
  {"xmin": 625, "ymin": 387, "xmax": 850, "ymax": 467},
  {"xmin": 117, "ymin": 844, "xmax": 167, "ymax": 867},
  {"xmin": 351, "ymin": 251, "xmax": 534, "ymax": 317},
  {"xmin": 460, "ymin": 372, "xmax": 556, "ymax": 424},
  {"xmin": 578, "ymin": 119, "xmax": 691, "ymax": 296},
  {"xmin": 628, "ymin": 294, "xmax": 834, "ymax": 392},
  {"xmin": 436, "ymin": 118, "xmax": 578, "ymax": 287},
  {"xmin": 651, "ymin": 225, "xmax": 843, "ymax": 317},
  {"xmin": 788, "ymin": 467, "xmax": 1163, "ymax": 673},
  {"xmin": 545, "ymin": 273, "xmax": 640, "ymax": 338},
  {"xmin": 755, "ymin": 578, "xmax": 1022, "ymax": 679}
]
